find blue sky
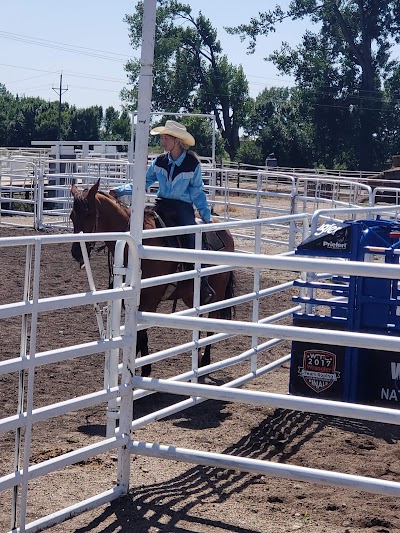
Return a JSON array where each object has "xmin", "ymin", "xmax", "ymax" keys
[
  {"xmin": 2, "ymin": 2, "xmax": 398, "ymax": 111},
  {"xmin": 0, "ymin": 1, "xmax": 324, "ymax": 110}
]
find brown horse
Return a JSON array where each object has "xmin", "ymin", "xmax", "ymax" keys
[{"xmin": 70, "ymin": 179, "xmax": 235, "ymax": 375}]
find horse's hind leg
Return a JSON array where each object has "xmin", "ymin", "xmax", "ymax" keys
[
  {"xmin": 199, "ymin": 307, "xmax": 221, "ymax": 368},
  {"xmin": 199, "ymin": 332, "xmax": 212, "ymax": 368},
  {"xmin": 137, "ymin": 329, "xmax": 151, "ymax": 377}
]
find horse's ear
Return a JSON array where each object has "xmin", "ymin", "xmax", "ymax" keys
[
  {"xmin": 88, "ymin": 179, "xmax": 100, "ymax": 201},
  {"xmin": 71, "ymin": 183, "xmax": 78, "ymax": 197}
]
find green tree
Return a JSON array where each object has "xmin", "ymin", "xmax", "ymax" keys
[
  {"xmin": 0, "ymin": 84, "xmax": 17, "ymax": 145},
  {"xmin": 111, "ymin": 110, "xmax": 131, "ymax": 142},
  {"xmin": 245, "ymin": 87, "xmax": 314, "ymax": 168},
  {"xmin": 6, "ymin": 96, "xmax": 27, "ymax": 147},
  {"xmin": 227, "ymin": 0, "xmax": 400, "ymax": 170},
  {"xmin": 235, "ymin": 140, "xmax": 264, "ymax": 167},
  {"xmin": 34, "ymin": 104, "xmax": 60, "ymax": 141},
  {"xmin": 122, "ymin": 0, "xmax": 251, "ymax": 160},
  {"xmin": 102, "ymin": 106, "xmax": 120, "ymax": 137},
  {"xmin": 100, "ymin": 107, "xmax": 131, "ymax": 142},
  {"xmin": 0, "ymin": 88, "xmax": 68, "ymax": 146},
  {"xmin": 0, "ymin": 86, "xmax": 129, "ymax": 146},
  {"xmin": 66, "ymin": 106, "xmax": 102, "ymax": 141}
]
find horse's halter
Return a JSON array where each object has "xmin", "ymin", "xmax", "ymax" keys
[
  {"xmin": 71, "ymin": 191, "xmax": 98, "ymax": 233},
  {"xmin": 81, "ymin": 200, "xmax": 98, "ymax": 234},
  {"xmin": 70, "ymin": 192, "xmax": 98, "ymax": 263}
]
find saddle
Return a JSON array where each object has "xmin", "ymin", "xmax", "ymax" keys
[{"xmin": 149, "ymin": 199, "xmax": 224, "ymax": 304}]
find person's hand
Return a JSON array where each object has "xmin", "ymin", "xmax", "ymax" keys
[{"xmin": 109, "ymin": 189, "xmax": 117, "ymax": 198}]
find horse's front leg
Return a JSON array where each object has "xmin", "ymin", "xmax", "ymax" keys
[
  {"xmin": 199, "ymin": 308, "xmax": 220, "ymax": 368},
  {"xmin": 137, "ymin": 282, "xmax": 174, "ymax": 377},
  {"xmin": 199, "ymin": 331, "xmax": 212, "ymax": 368},
  {"xmin": 137, "ymin": 329, "xmax": 151, "ymax": 377}
]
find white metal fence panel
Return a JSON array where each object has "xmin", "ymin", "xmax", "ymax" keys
[{"xmin": 1, "ymin": 211, "xmax": 400, "ymax": 530}]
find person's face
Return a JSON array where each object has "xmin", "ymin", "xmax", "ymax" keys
[{"xmin": 160, "ymin": 134, "xmax": 177, "ymax": 151}]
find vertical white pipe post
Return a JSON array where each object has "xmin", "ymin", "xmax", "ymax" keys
[
  {"xmin": 106, "ymin": 240, "xmax": 126, "ymax": 438},
  {"xmin": 251, "ymin": 181, "xmax": 261, "ymax": 375},
  {"xmin": 209, "ymin": 115, "xmax": 217, "ymax": 205},
  {"xmin": 130, "ymin": 21, "xmax": 156, "ymax": 242},
  {"xmin": 129, "ymin": 111, "xmax": 136, "ymax": 163},
  {"xmin": 18, "ymin": 240, "xmax": 42, "ymax": 531},
  {"xmin": 209, "ymin": 167, "xmax": 217, "ymax": 206},
  {"xmin": 11, "ymin": 244, "xmax": 33, "ymax": 531},
  {"xmin": 223, "ymin": 170, "xmax": 229, "ymax": 219},
  {"xmin": 117, "ymin": 0, "xmax": 157, "ymax": 495},
  {"xmin": 35, "ymin": 165, "xmax": 43, "ymax": 230},
  {"xmin": 55, "ymin": 143, "xmax": 60, "ymax": 173},
  {"xmin": 255, "ymin": 171, "xmax": 262, "ymax": 220},
  {"xmin": 127, "ymin": 142, "xmax": 134, "ymax": 164},
  {"xmin": 212, "ymin": 115, "xmax": 216, "ymax": 167},
  {"xmin": 191, "ymin": 231, "xmax": 203, "ymax": 381}
]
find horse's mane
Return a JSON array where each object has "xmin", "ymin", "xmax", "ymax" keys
[
  {"xmin": 91, "ymin": 190, "xmax": 132, "ymax": 219},
  {"xmin": 96, "ymin": 190, "xmax": 157, "ymax": 230}
]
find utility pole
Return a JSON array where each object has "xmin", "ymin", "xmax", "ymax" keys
[{"xmin": 52, "ymin": 74, "xmax": 68, "ymax": 141}]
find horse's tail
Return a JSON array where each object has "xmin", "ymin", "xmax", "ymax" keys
[{"xmin": 219, "ymin": 271, "xmax": 236, "ymax": 320}]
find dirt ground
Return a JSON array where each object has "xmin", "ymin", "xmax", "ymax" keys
[{"xmin": 1, "ymin": 223, "xmax": 400, "ymax": 533}]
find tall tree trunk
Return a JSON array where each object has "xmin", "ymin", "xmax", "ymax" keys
[{"xmin": 332, "ymin": 1, "xmax": 378, "ymax": 170}]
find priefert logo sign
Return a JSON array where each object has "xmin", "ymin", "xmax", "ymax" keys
[
  {"xmin": 314, "ymin": 222, "xmax": 343, "ymax": 237},
  {"xmin": 322, "ymin": 241, "xmax": 347, "ymax": 249}
]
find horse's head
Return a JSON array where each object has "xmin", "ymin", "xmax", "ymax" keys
[{"xmin": 70, "ymin": 179, "xmax": 99, "ymax": 266}]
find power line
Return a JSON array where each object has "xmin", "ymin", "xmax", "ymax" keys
[
  {"xmin": 1, "ymin": 31, "xmax": 397, "ymax": 104},
  {"xmin": 0, "ymin": 30, "xmax": 132, "ymax": 62},
  {"xmin": 0, "ymin": 63, "xmax": 126, "ymax": 84},
  {"xmin": 1, "ymin": 31, "xmax": 399, "ymax": 108},
  {"xmin": 66, "ymin": 84, "xmax": 122, "ymax": 94},
  {"xmin": 6, "ymin": 72, "xmax": 57, "ymax": 85}
]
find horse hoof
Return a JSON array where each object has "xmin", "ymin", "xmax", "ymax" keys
[
  {"xmin": 141, "ymin": 365, "xmax": 152, "ymax": 377},
  {"xmin": 200, "ymin": 353, "xmax": 210, "ymax": 368}
]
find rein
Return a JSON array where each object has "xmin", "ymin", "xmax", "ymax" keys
[{"xmin": 104, "ymin": 196, "xmax": 130, "ymax": 288}]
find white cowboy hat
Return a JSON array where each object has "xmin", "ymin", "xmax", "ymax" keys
[{"xmin": 150, "ymin": 120, "xmax": 195, "ymax": 146}]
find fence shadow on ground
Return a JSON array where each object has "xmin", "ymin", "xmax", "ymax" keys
[{"xmin": 73, "ymin": 405, "xmax": 400, "ymax": 533}]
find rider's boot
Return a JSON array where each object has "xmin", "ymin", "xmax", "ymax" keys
[{"xmin": 182, "ymin": 263, "xmax": 215, "ymax": 305}]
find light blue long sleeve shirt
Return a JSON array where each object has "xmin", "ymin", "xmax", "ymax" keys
[{"xmin": 113, "ymin": 150, "xmax": 211, "ymax": 222}]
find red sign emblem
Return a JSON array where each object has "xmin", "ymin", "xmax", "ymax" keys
[{"xmin": 298, "ymin": 349, "xmax": 340, "ymax": 393}]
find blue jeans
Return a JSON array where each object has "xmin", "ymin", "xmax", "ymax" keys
[{"xmin": 157, "ymin": 198, "xmax": 196, "ymax": 249}]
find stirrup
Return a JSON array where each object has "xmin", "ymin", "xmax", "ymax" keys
[{"xmin": 200, "ymin": 279, "xmax": 215, "ymax": 305}]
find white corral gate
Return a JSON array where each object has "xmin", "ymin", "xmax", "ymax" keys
[{"xmin": 2, "ymin": 210, "xmax": 400, "ymax": 531}]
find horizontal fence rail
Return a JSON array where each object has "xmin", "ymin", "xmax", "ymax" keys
[
  {"xmin": 2, "ymin": 152, "xmax": 400, "ymax": 531},
  {"xmin": 1, "ymin": 222, "xmax": 400, "ymax": 530}
]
